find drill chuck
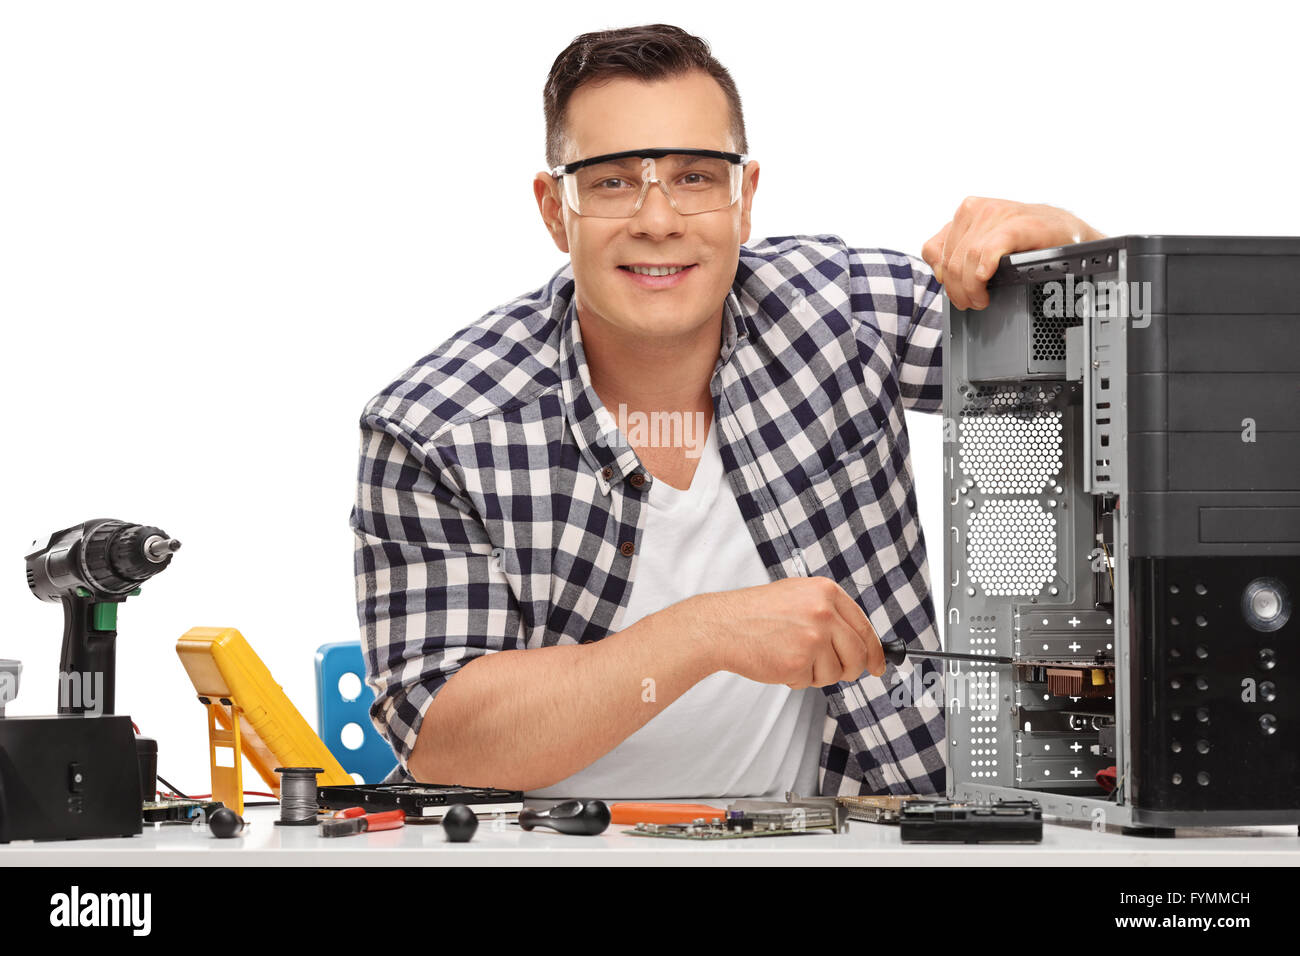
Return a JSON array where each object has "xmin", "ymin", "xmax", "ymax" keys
[{"xmin": 26, "ymin": 519, "xmax": 181, "ymax": 602}]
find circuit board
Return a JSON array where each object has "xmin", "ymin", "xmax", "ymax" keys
[
  {"xmin": 142, "ymin": 799, "xmax": 224, "ymax": 824},
  {"xmin": 835, "ymin": 794, "xmax": 934, "ymax": 824},
  {"xmin": 623, "ymin": 807, "xmax": 839, "ymax": 840},
  {"xmin": 783, "ymin": 791, "xmax": 938, "ymax": 825}
]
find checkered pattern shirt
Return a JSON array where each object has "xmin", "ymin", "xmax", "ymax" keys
[{"xmin": 351, "ymin": 234, "xmax": 948, "ymax": 795}]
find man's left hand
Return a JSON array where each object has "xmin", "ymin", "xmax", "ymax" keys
[{"xmin": 922, "ymin": 197, "xmax": 1105, "ymax": 310}]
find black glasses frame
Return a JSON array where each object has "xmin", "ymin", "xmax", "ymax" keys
[{"xmin": 549, "ymin": 147, "xmax": 748, "ymax": 177}]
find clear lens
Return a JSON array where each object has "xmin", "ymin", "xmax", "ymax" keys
[{"xmin": 563, "ymin": 153, "xmax": 743, "ymax": 218}]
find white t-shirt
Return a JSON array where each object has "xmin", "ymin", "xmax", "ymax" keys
[{"xmin": 529, "ymin": 419, "xmax": 826, "ymax": 800}]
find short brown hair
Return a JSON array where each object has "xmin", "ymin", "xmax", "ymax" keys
[{"xmin": 543, "ymin": 23, "xmax": 747, "ymax": 168}]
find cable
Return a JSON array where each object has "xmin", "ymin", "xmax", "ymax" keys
[
  {"xmin": 174, "ymin": 791, "xmax": 278, "ymax": 800},
  {"xmin": 274, "ymin": 768, "xmax": 322, "ymax": 826},
  {"xmin": 156, "ymin": 774, "xmax": 190, "ymax": 800},
  {"xmin": 1098, "ymin": 537, "xmax": 1116, "ymax": 592},
  {"xmin": 142, "ymin": 721, "xmax": 284, "ymax": 805},
  {"xmin": 155, "ymin": 773, "xmax": 278, "ymax": 802}
]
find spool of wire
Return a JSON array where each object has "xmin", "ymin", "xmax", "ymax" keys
[{"xmin": 274, "ymin": 767, "xmax": 323, "ymax": 826}]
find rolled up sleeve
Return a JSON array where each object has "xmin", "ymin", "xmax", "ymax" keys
[
  {"xmin": 350, "ymin": 411, "xmax": 523, "ymax": 771},
  {"xmin": 847, "ymin": 247, "xmax": 945, "ymax": 414}
]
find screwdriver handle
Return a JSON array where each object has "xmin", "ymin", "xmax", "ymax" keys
[
  {"xmin": 361, "ymin": 809, "xmax": 406, "ymax": 832},
  {"xmin": 880, "ymin": 636, "xmax": 908, "ymax": 667},
  {"xmin": 518, "ymin": 800, "xmax": 610, "ymax": 835}
]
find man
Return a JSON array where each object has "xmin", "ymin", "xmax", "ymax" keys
[{"xmin": 351, "ymin": 24, "xmax": 1102, "ymax": 797}]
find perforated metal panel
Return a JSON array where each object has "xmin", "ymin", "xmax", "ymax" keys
[
  {"xmin": 953, "ymin": 615, "xmax": 1003, "ymax": 779},
  {"xmin": 964, "ymin": 384, "xmax": 1058, "ymax": 410},
  {"xmin": 1030, "ymin": 281, "xmax": 1083, "ymax": 362},
  {"xmin": 958, "ymin": 397, "xmax": 1063, "ymax": 597},
  {"xmin": 968, "ymin": 710, "xmax": 1001, "ymax": 779},
  {"xmin": 967, "ymin": 499, "xmax": 1058, "ymax": 595},
  {"xmin": 959, "ymin": 411, "xmax": 1063, "ymax": 494}
]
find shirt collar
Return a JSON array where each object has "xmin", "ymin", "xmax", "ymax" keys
[{"xmin": 559, "ymin": 283, "xmax": 748, "ymax": 494}]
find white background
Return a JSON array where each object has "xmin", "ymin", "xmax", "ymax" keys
[{"xmin": 3, "ymin": 0, "xmax": 1297, "ymax": 792}]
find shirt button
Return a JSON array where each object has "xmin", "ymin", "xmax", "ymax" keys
[
  {"xmin": 602, "ymin": 466, "xmax": 613, "ymax": 480},
  {"xmin": 620, "ymin": 541, "xmax": 635, "ymax": 557},
  {"xmin": 629, "ymin": 473, "xmax": 645, "ymax": 488}
]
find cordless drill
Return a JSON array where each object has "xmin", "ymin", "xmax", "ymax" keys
[{"xmin": 25, "ymin": 519, "xmax": 180, "ymax": 715}]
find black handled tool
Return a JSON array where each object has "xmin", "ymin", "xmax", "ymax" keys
[
  {"xmin": 25, "ymin": 519, "xmax": 181, "ymax": 715},
  {"xmin": 517, "ymin": 799, "xmax": 610, "ymax": 835},
  {"xmin": 880, "ymin": 635, "xmax": 1013, "ymax": 667}
]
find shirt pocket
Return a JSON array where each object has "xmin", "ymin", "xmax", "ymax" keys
[
  {"xmin": 799, "ymin": 423, "xmax": 900, "ymax": 513},
  {"xmin": 793, "ymin": 421, "xmax": 920, "ymax": 592}
]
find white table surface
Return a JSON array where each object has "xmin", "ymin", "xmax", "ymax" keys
[{"xmin": 3, "ymin": 804, "xmax": 1297, "ymax": 866}]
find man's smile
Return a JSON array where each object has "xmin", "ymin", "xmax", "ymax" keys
[{"xmin": 618, "ymin": 262, "xmax": 698, "ymax": 288}]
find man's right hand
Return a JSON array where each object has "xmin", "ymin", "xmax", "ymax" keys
[
  {"xmin": 406, "ymin": 574, "xmax": 885, "ymax": 790},
  {"xmin": 686, "ymin": 576, "xmax": 886, "ymax": 688}
]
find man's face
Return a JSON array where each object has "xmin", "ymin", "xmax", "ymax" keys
[{"xmin": 535, "ymin": 70, "xmax": 759, "ymax": 343}]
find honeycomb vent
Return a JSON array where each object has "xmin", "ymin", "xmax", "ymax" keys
[
  {"xmin": 1030, "ymin": 282, "xmax": 1083, "ymax": 362},
  {"xmin": 959, "ymin": 411, "xmax": 1062, "ymax": 495},
  {"xmin": 967, "ymin": 499, "xmax": 1057, "ymax": 595}
]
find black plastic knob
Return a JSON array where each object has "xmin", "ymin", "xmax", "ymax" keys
[
  {"xmin": 441, "ymin": 804, "xmax": 478, "ymax": 842},
  {"xmin": 208, "ymin": 807, "xmax": 245, "ymax": 839},
  {"xmin": 880, "ymin": 636, "xmax": 908, "ymax": 667}
]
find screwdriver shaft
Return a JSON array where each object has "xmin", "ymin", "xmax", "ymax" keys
[
  {"xmin": 911, "ymin": 649, "xmax": 1014, "ymax": 665},
  {"xmin": 879, "ymin": 635, "xmax": 1012, "ymax": 666}
]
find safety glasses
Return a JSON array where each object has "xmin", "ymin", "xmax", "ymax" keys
[{"xmin": 549, "ymin": 148, "xmax": 749, "ymax": 218}]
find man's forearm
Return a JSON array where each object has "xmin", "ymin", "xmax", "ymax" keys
[{"xmin": 406, "ymin": 597, "xmax": 722, "ymax": 791}]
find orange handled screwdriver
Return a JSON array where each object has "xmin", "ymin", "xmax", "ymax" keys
[{"xmin": 610, "ymin": 803, "xmax": 726, "ymax": 825}]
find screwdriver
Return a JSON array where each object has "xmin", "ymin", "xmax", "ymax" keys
[
  {"xmin": 880, "ymin": 635, "xmax": 1013, "ymax": 667},
  {"xmin": 609, "ymin": 802, "xmax": 726, "ymax": 825},
  {"xmin": 517, "ymin": 800, "xmax": 611, "ymax": 835}
]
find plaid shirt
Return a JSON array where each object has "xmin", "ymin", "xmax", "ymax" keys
[{"xmin": 351, "ymin": 234, "xmax": 947, "ymax": 796}]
